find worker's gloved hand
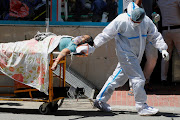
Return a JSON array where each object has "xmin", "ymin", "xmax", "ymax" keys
[
  {"xmin": 152, "ymin": 12, "xmax": 160, "ymax": 23},
  {"xmin": 88, "ymin": 45, "xmax": 96, "ymax": 54},
  {"xmin": 76, "ymin": 44, "xmax": 95, "ymax": 55},
  {"xmin": 162, "ymin": 50, "xmax": 169, "ymax": 61}
]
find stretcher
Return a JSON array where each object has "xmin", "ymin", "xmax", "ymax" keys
[{"xmin": 0, "ymin": 52, "xmax": 67, "ymax": 115}]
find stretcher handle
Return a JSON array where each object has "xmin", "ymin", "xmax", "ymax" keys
[
  {"xmin": 71, "ymin": 53, "xmax": 84, "ymax": 55},
  {"xmin": 53, "ymin": 51, "xmax": 85, "ymax": 56}
]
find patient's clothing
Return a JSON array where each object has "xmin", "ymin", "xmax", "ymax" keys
[{"xmin": 58, "ymin": 37, "xmax": 77, "ymax": 52}]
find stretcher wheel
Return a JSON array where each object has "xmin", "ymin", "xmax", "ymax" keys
[
  {"xmin": 58, "ymin": 98, "xmax": 64, "ymax": 108},
  {"xmin": 38, "ymin": 99, "xmax": 64, "ymax": 114},
  {"xmin": 51, "ymin": 103, "xmax": 58, "ymax": 112},
  {"xmin": 39, "ymin": 103, "xmax": 51, "ymax": 115}
]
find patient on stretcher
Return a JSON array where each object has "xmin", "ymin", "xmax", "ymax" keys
[
  {"xmin": 51, "ymin": 34, "xmax": 95, "ymax": 70},
  {"xmin": 0, "ymin": 32, "xmax": 95, "ymax": 95}
]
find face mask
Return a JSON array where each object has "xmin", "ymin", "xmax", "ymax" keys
[
  {"xmin": 130, "ymin": 19, "xmax": 140, "ymax": 27},
  {"xmin": 73, "ymin": 36, "xmax": 82, "ymax": 45},
  {"xmin": 133, "ymin": 22, "xmax": 140, "ymax": 27}
]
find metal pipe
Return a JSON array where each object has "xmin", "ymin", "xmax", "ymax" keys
[{"xmin": 46, "ymin": 0, "xmax": 49, "ymax": 32}]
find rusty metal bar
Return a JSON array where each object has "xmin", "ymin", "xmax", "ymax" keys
[
  {"xmin": 60, "ymin": 64, "xmax": 62, "ymax": 87},
  {"xmin": 49, "ymin": 53, "xmax": 54, "ymax": 102},
  {"xmin": 0, "ymin": 94, "xmax": 15, "ymax": 97},
  {"xmin": 14, "ymin": 89, "xmax": 38, "ymax": 93},
  {"xmin": 63, "ymin": 57, "xmax": 66, "ymax": 87},
  {"xmin": 0, "ymin": 97, "xmax": 47, "ymax": 102},
  {"xmin": 29, "ymin": 91, "xmax": 33, "ymax": 99}
]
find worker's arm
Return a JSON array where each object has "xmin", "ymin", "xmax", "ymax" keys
[
  {"xmin": 135, "ymin": 0, "xmax": 142, "ymax": 7},
  {"xmin": 51, "ymin": 48, "xmax": 70, "ymax": 70}
]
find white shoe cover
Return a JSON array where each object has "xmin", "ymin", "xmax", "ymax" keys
[
  {"xmin": 94, "ymin": 100, "xmax": 112, "ymax": 112},
  {"xmin": 137, "ymin": 103, "xmax": 159, "ymax": 116}
]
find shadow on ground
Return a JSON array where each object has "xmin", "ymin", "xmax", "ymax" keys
[
  {"xmin": 0, "ymin": 107, "xmax": 180, "ymax": 119},
  {"xmin": 0, "ymin": 102, "xmax": 23, "ymax": 106}
]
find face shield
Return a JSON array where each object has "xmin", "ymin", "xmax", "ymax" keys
[
  {"xmin": 73, "ymin": 35, "xmax": 94, "ymax": 46},
  {"xmin": 73, "ymin": 36, "xmax": 82, "ymax": 45}
]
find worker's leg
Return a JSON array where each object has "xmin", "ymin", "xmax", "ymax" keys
[
  {"xmin": 96, "ymin": 62, "xmax": 128, "ymax": 102},
  {"xmin": 94, "ymin": 62, "xmax": 128, "ymax": 112}
]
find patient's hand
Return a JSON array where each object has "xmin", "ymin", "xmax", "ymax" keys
[{"xmin": 51, "ymin": 62, "xmax": 58, "ymax": 71}]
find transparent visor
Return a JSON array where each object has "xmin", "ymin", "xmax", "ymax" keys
[{"xmin": 73, "ymin": 36, "xmax": 83, "ymax": 45}]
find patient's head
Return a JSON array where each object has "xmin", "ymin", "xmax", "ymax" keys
[{"xmin": 73, "ymin": 35, "xmax": 94, "ymax": 46}]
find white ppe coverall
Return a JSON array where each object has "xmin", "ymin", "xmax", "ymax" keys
[{"xmin": 94, "ymin": 2, "xmax": 168, "ymax": 108}]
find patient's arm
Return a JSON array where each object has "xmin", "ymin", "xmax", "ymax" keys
[{"xmin": 51, "ymin": 48, "xmax": 70, "ymax": 70}]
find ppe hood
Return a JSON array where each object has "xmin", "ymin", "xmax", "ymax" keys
[{"xmin": 127, "ymin": 2, "xmax": 139, "ymax": 17}]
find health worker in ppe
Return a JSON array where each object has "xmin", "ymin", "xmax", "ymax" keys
[
  {"xmin": 125, "ymin": 0, "xmax": 160, "ymax": 95},
  {"xmin": 90, "ymin": 2, "xmax": 169, "ymax": 116}
]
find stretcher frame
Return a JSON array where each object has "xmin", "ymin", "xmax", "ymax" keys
[{"xmin": 0, "ymin": 52, "xmax": 66, "ymax": 114}]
